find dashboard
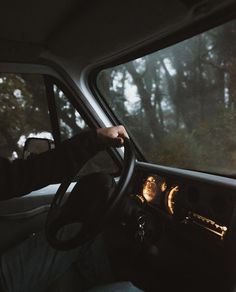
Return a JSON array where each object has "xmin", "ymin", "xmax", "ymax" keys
[
  {"xmin": 129, "ymin": 162, "xmax": 236, "ymax": 247},
  {"xmin": 108, "ymin": 160, "xmax": 236, "ymax": 292}
]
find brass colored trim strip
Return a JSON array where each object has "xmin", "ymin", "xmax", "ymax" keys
[{"xmin": 185, "ymin": 211, "xmax": 228, "ymax": 240}]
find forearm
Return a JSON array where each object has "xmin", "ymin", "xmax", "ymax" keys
[{"xmin": 0, "ymin": 130, "xmax": 103, "ymax": 200}]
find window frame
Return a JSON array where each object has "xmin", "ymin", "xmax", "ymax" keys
[
  {"xmin": 0, "ymin": 63, "xmax": 123, "ymax": 175},
  {"xmin": 88, "ymin": 3, "xmax": 236, "ymax": 120},
  {"xmin": 86, "ymin": 4, "xmax": 236, "ymax": 163}
]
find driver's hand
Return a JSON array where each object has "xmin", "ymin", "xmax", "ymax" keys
[{"xmin": 96, "ymin": 125, "xmax": 129, "ymax": 148}]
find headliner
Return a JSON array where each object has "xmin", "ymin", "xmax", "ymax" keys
[{"xmin": 0, "ymin": 0, "xmax": 235, "ymax": 67}]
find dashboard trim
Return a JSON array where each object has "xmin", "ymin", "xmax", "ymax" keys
[{"xmin": 136, "ymin": 162, "xmax": 236, "ymax": 191}]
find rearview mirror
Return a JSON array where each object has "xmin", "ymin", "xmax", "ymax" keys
[{"xmin": 23, "ymin": 138, "xmax": 55, "ymax": 159}]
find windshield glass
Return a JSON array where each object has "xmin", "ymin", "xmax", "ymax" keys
[{"xmin": 97, "ymin": 18, "xmax": 236, "ymax": 177}]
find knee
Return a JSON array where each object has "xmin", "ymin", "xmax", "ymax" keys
[
  {"xmin": 85, "ymin": 281, "xmax": 144, "ymax": 292},
  {"xmin": 80, "ymin": 172, "xmax": 114, "ymax": 194}
]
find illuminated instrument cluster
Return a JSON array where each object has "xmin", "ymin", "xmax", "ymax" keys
[
  {"xmin": 139, "ymin": 175, "xmax": 180, "ymax": 216},
  {"xmin": 135, "ymin": 174, "xmax": 231, "ymax": 243}
]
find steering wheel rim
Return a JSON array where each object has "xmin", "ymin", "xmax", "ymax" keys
[{"xmin": 45, "ymin": 137, "xmax": 136, "ymax": 250}]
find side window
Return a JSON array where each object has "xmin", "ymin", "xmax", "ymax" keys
[
  {"xmin": 0, "ymin": 73, "xmax": 52, "ymax": 159},
  {"xmin": 0, "ymin": 73, "xmax": 118, "ymax": 175}
]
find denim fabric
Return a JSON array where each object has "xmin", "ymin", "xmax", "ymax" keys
[
  {"xmin": 86, "ymin": 282, "xmax": 144, "ymax": 292},
  {"xmin": 0, "ymin": 173, "xmax": 144, "ymax": 292},
  {"xmin": 0, "ymin": 229, "xmax": 143, "ymax": 292},
  {"xmin": 0, "ymin": 227, "xmax": 88, "ymax": 292}
]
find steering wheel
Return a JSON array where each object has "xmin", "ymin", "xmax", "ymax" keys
[{"xmin": 45, "ymin": 137, "xmax": 136, "ymax": 250}]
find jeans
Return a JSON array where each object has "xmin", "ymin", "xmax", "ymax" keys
[
  {"xmin": 0, "ymin": 228, "xmax": 143, "ymax": 292},
  {"xmin": 0, "ymin": 173, "xmax": 144, "ymax": 292}
]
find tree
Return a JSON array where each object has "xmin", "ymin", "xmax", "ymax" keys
[
  {"xmin": 97, "ymin": 18, "xmax": 236, "ymax": 175},
  {"xmin": 0, "ymin": 74, "xmax": 51, "ymax": 158}
]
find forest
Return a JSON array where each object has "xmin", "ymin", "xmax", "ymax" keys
[
  {"xmin": 97, "ymin": 19, "xmax": 236, "ymax": 176},
  {"xmin": 0, "ymin": 74, "xmax": 86, "ymax": 159}
]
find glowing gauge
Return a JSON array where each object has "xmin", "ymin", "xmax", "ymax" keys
[
  {"xmin": 142, "ymin": 176, "xmax": 157, "ymax": 202},
  {"xmin": 166, "ymin": 186, "xmax": 179, "ymax": 215},
  {"xmin": 161, "ymin": 181, "xmax": 167, "ymax": 192}
]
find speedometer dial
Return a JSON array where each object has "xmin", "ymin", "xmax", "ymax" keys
[{"xmin": 142, "ymin": 176, "xmax": 157, "ymax": 202}]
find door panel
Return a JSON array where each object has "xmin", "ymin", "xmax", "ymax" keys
[{"xmin": 0, "ymin": 186, "xmax": 55, "ymax": 252}]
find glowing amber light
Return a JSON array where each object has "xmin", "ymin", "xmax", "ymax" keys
[
  {"xmin": 161, "ymin": 181, "xmax": 167, "ymax": 192},
  {"xmin": 142, "ymin": 176, "xmax": 157, "ymax": 202},
  {"xmin": 167, "ymin": 186, "xmax": 179, "ymax": 215},
  {"xmin": 187, "ymin": 211, "xmax": 228, "ymax": 240}
]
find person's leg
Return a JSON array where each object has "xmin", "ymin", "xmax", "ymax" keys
[
  {"xmin": 74, "ymin": 232, "xmax": 113, "ymax": 289},
  {"xmin": 62, "ymin": 172, "xmax": 115, "ymax": 223},
  {"xmin": 0, "ymin": 173, "xmax": 115, "ymax": 292},
  {"xmin": 0, "ymin": 227, "xmax": 86, "ymax": 292},
  {"xmin": 63, "ymin": 173, "xmax": 115, "ymax": 288},
  {"xmin": 47, "ymin": 232, "xmax": 114, "ymax": 292}
]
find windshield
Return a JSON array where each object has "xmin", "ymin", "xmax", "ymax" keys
[{"xmin": 97, "ymin": 18, "xmax": 236, "ymax": 177}]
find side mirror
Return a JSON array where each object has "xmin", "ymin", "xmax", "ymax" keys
[{"xmin": 23, "ymin": 138, "xmax": 55, "ymax": 159}]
